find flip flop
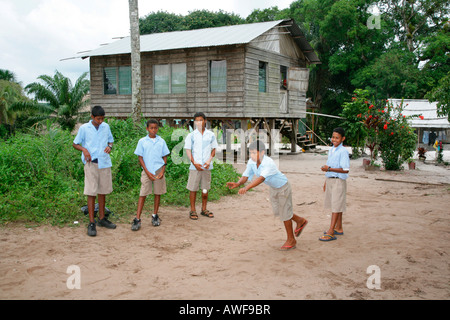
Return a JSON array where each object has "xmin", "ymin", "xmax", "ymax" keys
[
  {"xmin": 319, "ymin": 234, "xmax": 337, "ymax": 241},
  {"xmin": 294, "ymin": 219, "xmax": 308, "ymax": 237},
  {"xmin": 323, "ymin": 229, "xmax": 344, "ymax": 235},
  {"xmin": 280, "ymin": 245, "xmax": 296, "ymax": 251}
]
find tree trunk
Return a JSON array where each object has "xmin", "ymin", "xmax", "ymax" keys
[{"xmin": 129, "ymin": 0, "xmax": 142, "ymax": 123}]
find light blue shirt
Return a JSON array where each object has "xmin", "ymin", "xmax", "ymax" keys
[
  {"xmin": 73, "ymin": 120, "xmax": 114, "ymax": 169},
  {"xmin": 326, "ymin": 143, "xmax": 350, "ymax": 180},
  {"xmin": 243, "ymin": 155, "xmax": 288, "ymax": 189},
  {"xmin": 134, "ymin": 135, "xmax": 170, "ymax": 175},
  {"xmin": 184, "ymin": 128, "xmax": 219, "ymax": 171}
]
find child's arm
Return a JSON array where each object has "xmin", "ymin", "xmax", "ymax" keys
[
  {"xmin": 321, "ymin": 165, "xmax": 349, "ymax": 174},
  {"xmin": 203, "ymin": 149, "xmax": 216, "ymax": 170},
  {"xmin": 226, "ymin": 176, "xmax": 248, "ymax": 190},
  {"xmin": 73, "ymin": 143, "xmax": 92, "ymax": 162},
  {"xmin": 156, "ymin": 156, "xmax": 167, "ymax": 179},
  {"xmin": 139, "ymin": 156, "xmax": 156, "ymax": 181},
  {"xmin": 237, "ymin": 176, "xmax": 265, "ymax": 195},
  {"xmin": 104, "ymin": 143, "xmax": 113, "ymax": 154},
  {"xmin": 185, "ymin": 149, "xmax": 204, "ymax": 171}
]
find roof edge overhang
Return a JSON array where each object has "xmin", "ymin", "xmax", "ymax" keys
[{"xmin": 68, "ymin": 19, "xmax": 320, "ymax": 64}]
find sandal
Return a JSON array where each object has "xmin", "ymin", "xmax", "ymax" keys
[
  {"xmin": 319, "ymin": 233, "xmax": 337, "ymax": 241},
  {"xmin": 189, "ymin": 211, "xmax": 198, "ymax": 220},
  {"xmin": 294, "ymin": 219, "xmax": 308, "ymax": 237},
  {"xmin": 200, "ymin": 209, "xmax": 214, "ymax": 218}
]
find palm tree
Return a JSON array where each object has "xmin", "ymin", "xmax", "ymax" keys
[
  {"xmin": 0, "ymin": 79, "xmax": 40, "ymax": 135},
  {"xmin": 0, "ymin": 69, "xmax": 18, "ymax": 82},
  {"xmin": 25, "ymin": 71, "xmax": 90, "ymax": 131}
]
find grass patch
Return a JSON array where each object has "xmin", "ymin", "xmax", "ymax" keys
[{"xmin": 0, "ymin": 119, "xmax": 240, "ymax": 226}]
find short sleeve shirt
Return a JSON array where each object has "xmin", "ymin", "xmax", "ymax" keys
[
  {"xmin": 134, "ymin": 135, "xmax": 170, "ymax": 175},
  {"xmin": 73, "ymin": 120, "xmax": 114, "ymax": 169},
  {"xmin": 325, "ymin": 143, "xmax": 350, "ymax": 180},
  {"xmin": 184, "ymin": 128, "xmax": 218, "ymax": 171},
  {"xmin": 243, "ymin": 155, "xmax": 288, "ymax": 189}
]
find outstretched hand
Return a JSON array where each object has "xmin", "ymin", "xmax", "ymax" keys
[{"xmin": 226, "ymin": 182, "xmax": 239, "ymax": 189}]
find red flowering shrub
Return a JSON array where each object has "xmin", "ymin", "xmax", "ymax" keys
[{"xmin": 342, "ymin": 89, "xmax": 419, "ymax": 170}]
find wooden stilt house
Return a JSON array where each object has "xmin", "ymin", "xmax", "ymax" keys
[{"xmin": 79, "ymin": 19, "xmax": 320, "ymax": 155}]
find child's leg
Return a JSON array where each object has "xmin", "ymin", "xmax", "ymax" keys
[
  {"xmin": 201, "ymin": 191, "xmax": 208, "ymax": 212},
  {"xmin": 154, "ymin": 194, "xmax": 161, "ymax": 214},
  {"xmin": 327, "ymin": 212, "xmax": 341, "ymax": 235},
  {"xmin": 87, "ymin": 195, "xmax": 96, "ymax": 223},
  {"xmin": 189, "ymin": 191, "xmax": 197, "ymax": 212},
  {"xmin": 136, "ymin": 196, "xmax": 146, "ymax": 220},
  {"xmin": 282, "ymin": 219, "xmax": 297, "ymax": 249},
  {"xmin": 97, "ymin": 194, "xmax": 106, "ymax": 220},
  {"xmin": 334, "ymin": 212, "xmax": 343, "ymax": 233},
  {"xmin": 292, "ymin": 214, "xmax": 307, "ymax": 230}
]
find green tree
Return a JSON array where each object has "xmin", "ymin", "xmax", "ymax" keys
[
  {"xmin": 25, "ymin": 71, "xmax": 90, "ymax": 131},
  {"xmin": 246, "ymin": 6, "xmax": 289, "ymax": 23},
  {"xmin": 0, "ymin": 69, "xmax": 18, "ymax": 83},
  {"xmin": 426, "ymin": 71, "xmax": 450, "ymax": 120},
  {"xmin": 140, "ymin": 11, "xmax": 185, "ymax": 34},
  {"xmin": 0, "ymin": 80, "xmax": 25, "ymax": 132},
  {"xmin": 379, "ymin": 0, "xmax": 449, "ymax": 53},
  {"xmin": 139, "ymin": 9, "xmax": 244, "ymax": 35},
  {"xmin": 351, "ymin": 48, "xmax": 426, "ymax": 99},
  {"xmin": 183, "ymin": 10, "xmax": 244, "ymax": 30}
]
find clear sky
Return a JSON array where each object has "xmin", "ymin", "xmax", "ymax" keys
[{"xmin": 0, "ymin": 0, "xmax": 293, "ymax": 87}]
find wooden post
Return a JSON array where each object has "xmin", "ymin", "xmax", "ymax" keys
[
  {"xmin": 291, "ymin": 119, "xmax": 298, "ymax": 153},
  {"xmin": 268, "ymin": 119, "xmax": 275, "ymax": 156},
  {"xmin": 240, "ymin": 119, "xmax": 247, "ymax": 163},
  {"xmin": 129, "ymin": 0, "xmax": 142, "ymax": 124}
]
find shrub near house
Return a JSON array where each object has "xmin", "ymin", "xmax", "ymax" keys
[{"xmin": 342, "ymin": 89, "xmax": 419, "ymax": 170}]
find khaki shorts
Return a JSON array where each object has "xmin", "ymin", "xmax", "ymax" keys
[
  {"xmin": 324, "ymin": 178, "xmax": 347, "ymax": 212},
  {"xmin": 186, "ymin": 170, "xmax": 211, "ymax": 192},
  {"xmin": 140, "ymin": 167, "xmax": 167, "ymax": 196},
  {"xmin": 84, "ymin": 162, "xmax": 113, "ymax": 196},
  {"xmin": 269, "ymin": 182, "xmax": 294, "ymax": 221}
]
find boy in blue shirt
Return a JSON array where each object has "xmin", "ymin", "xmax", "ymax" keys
[
  {"xmin": 131, "ymin": 119, "xmax": 170, "ymax": 231},
  {"xmin": 319, "ymin": 127, "xmax": 350, "ymax": 241},
  {"xmin": 184, "ymin": 112, "xmax": 218, "ymax": 220},
  {"xmin": 227, "ymin": 140, "xmax": 308, "ymax": 250},
  {"xmin": 73, "ymin": 106, "xmax": 116, "ymax": 237}
]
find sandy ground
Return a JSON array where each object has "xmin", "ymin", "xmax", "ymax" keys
[{"xmin": 1, "ymin": 149, "xmax": 449, "ymax": 300}]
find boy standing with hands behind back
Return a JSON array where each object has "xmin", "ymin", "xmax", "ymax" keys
[{"xmin": 73, "ymin": 105, "xmax": 116, "ymax": 237}]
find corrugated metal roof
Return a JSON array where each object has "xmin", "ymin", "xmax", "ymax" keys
[
  {"xmin": 79, "ymin": 19, "xmax": 320, "ymax": 64},
  {"xmin": 81, "ymin": 20, "xmax": 282, "ymax": 58},
  {"xmin": 390, "ymin": 99, "xmax": 450, "ymax": 129}
]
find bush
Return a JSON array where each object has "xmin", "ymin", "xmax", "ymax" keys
[
  {"xmin": 376, "ymin": 100, "xmax": 418, "ymax": 170},
  {"xmin": 0, "ymin": 128, "xmax": 84, "ymax": 225},
  {"xmin": 341, "ymin": 90, "xmax": 418, "ymax": 170},
  {"xmin": 0, "ymin": 119, "xmax": 240, "ymax": 225}
]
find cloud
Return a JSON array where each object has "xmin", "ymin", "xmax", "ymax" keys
[{"xmin": 0, "ymin": 0, "xmax": 293, "ymax": 88}]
